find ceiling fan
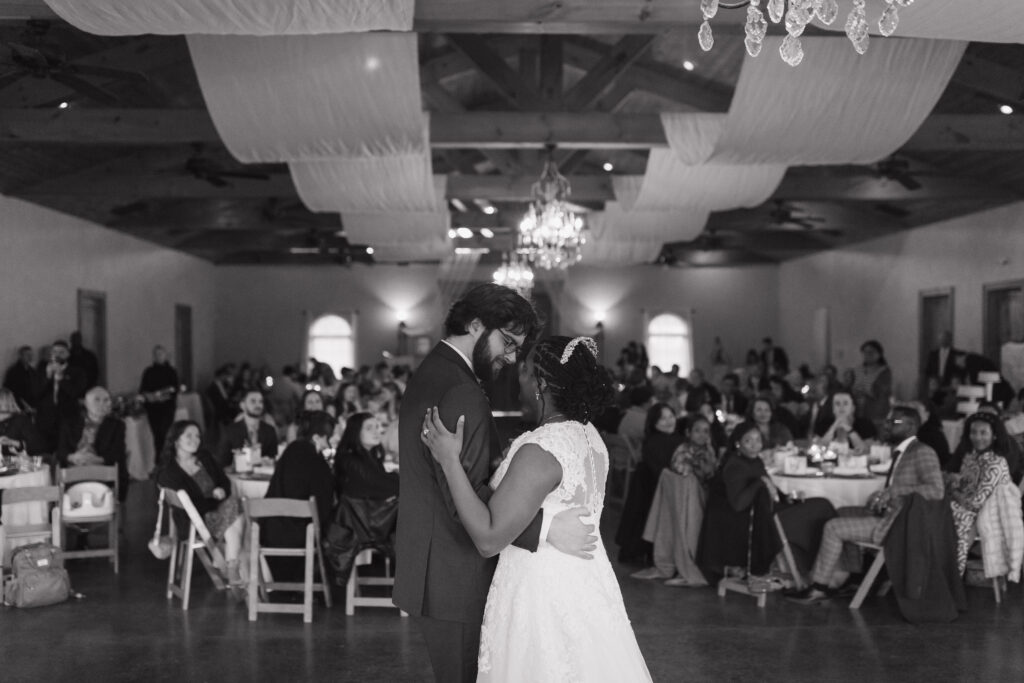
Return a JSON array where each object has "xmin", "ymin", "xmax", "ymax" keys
[
  {"xmin": 185, "ymin": 145, "xmax": 272, "ymax": 187},
  {"xmin": 766, "ymin": 200, "xmax": 829, "ymax": 230},
  {"xmin": 873, "ymin": 156, "xmax": 923, "ymax": 191},
  {"xmin": 0, "ymin": 20, "xmax": 148, "ymax": 104}
]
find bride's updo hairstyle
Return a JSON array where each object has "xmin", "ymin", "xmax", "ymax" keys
[{"xmin": 531, "ymin": 336, "xmax": 616, "ymax": 424}]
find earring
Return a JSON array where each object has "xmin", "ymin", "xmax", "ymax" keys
[{"xmin": 535, "ymin": 392, "xmax": 541, "ymax": 400}]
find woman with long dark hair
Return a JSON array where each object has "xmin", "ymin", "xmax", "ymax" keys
[{"xmin": 851, "ymin": 339, "xmax": 892, "ymax": 433}]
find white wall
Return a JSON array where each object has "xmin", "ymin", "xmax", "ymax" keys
[
  {"xmin": 778, "ymin": 201, "xmax": 1024, "ymax": 399},
  {"xmin": 0, "ymin": 195, "xmax": 217, "ymax": 394},
  {"xmin": 214, "ymin": 262, "xmax": 781, "ymax": 375}
]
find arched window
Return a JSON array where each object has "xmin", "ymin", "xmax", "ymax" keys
[
  {"xmin": 308, "ymin": 314, "xmax": 355, "ymax": 377},
  {"xmin": 647, "ymin": 313, "xmax": 692, "ymax": 377}
]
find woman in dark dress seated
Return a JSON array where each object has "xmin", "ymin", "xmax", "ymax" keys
[
  {"xmin": 747, "ymin": 395, "xmax": 794, "ymax": 450},
  {"xmin": 157, "ymin": 420, "xmax": 245, "ymax": 585},
  {"xmin": 263, "ymin": 410, "xmax": 336, "ymax": 581},
  {"xmin": 697, "ymin": 422, "xmax": 835, "ymax": 585},
  {"xmin": 615, "ymin": 403, "xmax": 684, "ymax": 564},
  {"xmin": 0, "ymin": 388, "xmax": 47, "ymax": 457}
]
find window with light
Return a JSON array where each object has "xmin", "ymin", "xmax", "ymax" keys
[
  {"xmin": 308, "ymin": 314, "xmax": 354, "ymax": 377},
  {"xmin": 647, "ymin": 313, "xmax": 692, "ymax": 376}
]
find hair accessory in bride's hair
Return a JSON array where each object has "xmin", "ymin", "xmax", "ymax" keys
[{"xmin": 560, "ymin": 336, "xmax": 599, "ymax": 365}]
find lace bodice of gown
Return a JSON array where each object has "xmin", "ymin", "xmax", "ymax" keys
[{"xmin": 491, "ymin": 421, "xmax": 607, "ymax": 517}]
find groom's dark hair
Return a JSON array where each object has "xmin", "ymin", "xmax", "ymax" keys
[{"xmin": 444, "ymin": 284, "xmax": 540, "ymax": 341}]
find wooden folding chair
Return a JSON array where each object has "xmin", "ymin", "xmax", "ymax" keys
[
  {"xmin": 243, "ymin": 496, "xmax": 332, "ymax": 623},
  {"xmin": 717, "ymin": 512, "xmax": 804, "ymax": 608},
  {"xmin": 58, "ymin": 465, "xmax": 119, "ymax": 574},
  {"xmin": 849, "ymin": 541, "xmax": 891, "ymax": 609},
  {"xmin": 163, "ymin": 488, "xmax": 227, "ymax": 610},
  {"xmin": 346, "ymin": 548, "xmax": 406, "ymax": 617},
  {"xmin": 1, "ymin": 485, "xmax": 62, "ymax": 568}
]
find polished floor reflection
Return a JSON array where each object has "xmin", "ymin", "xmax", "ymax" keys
[{"xmin": 7, "ymin": 481, "xmax": 1023, "ymax": 682}]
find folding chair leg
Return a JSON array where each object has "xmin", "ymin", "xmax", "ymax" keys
[
  {"xmin": 773, "ymin": 515, "xmax": 805, "ymax": 590},
  {"xmin": 303, "ymin": 527, "xmax": 315, "ymax": 623},
  {"xmin": 316, "ymin": 542, "xmax": 333, "ymax": 608},
  {"xmin": 992, "ymin": 578, "xmax": 1002, "ymax": 604},
  {"xmin": 166, "ymin": 539, "xmax": 179, "ymax": 600},
  {"xmin": 248, "ymin": 524, "xmax": 260, "ymax": 621},
  {"xmin": 346, "ymin": 564, "xmax": 357, "ymax": 616},
  {"xmin": 182, "ymin": 538, "xmax": 196, "ymax": 611},
  {"xmin": 850, "ymin": 549, "xmax": 886, "ymax": 610}
]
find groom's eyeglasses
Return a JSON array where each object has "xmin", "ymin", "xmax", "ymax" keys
[{"xmin": 498, "ymin": 329, "xmax": 522, "ymax": 356}]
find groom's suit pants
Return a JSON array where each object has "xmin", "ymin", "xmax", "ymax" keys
[{"xmin": 415, "ymin": 616, "xmax": 481, "ymax": 682}]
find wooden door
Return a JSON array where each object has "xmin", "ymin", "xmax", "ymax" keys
[
  {"xmin": 919, "ymin": 288, "xmax": 953, "ymax": 399},
  {"xmin": 984, "ymin": 280, "xmax": 1024, "ymax": 364},
  {"xmin": 77, "ymin": 289, "xmax": 107, "ymax": 386}
]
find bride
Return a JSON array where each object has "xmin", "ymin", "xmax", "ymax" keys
[{"xmin": 422, "ymin": 335, "xmax": 652, "ymax": 682}]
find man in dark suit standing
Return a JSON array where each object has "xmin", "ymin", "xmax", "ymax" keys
[
  {"xmin": 34, "ymin": 340, "xmax": 88, "ymax": 452},
  {"xmin": 3, "ymin": 345, "xmax": 36, "ymax": 410},
  {"xmin": 924, "ymin": 331, "xmax": 964, "ymax": 403},
  {"xmin": 394, "ymin": 284, "xmax": 596, "ymax": 682}
]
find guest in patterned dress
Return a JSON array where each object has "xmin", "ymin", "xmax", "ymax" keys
[
  {"xmin": 158, "ymin": 420, "xmax": 245, "ymax": 585},
  {"xmin": 946, "ymin": 412, "xmax": 1016, "ymax": 575}
]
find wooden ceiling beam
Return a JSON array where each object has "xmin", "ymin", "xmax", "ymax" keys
[
  {"xmin": 446, "ymin": 35, "xmax": 544, "ymax": 109},
  {"xmin": 950, "ymin": 53, "xmax": 1024, "ymax": 112},
  {"xmin": 561, "ymin": 35, "xmax": 655, "ymax": 111},
  {"xmin": 538, "ymin": 36, "xmax": 563, "ymax": 107},
  {"xmin": 902, "ymin": 114, "xmax": 1024, "ymax": 153}
]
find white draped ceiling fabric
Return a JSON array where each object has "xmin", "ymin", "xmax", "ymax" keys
[
  {"xmin": 582, "ymin": 202, "xmax": 710, "ymax": 266},
  {"xmin": 43, "ymin": 0, "xmax": 414, "ymax": 35}
]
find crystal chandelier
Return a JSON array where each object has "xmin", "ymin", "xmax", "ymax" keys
[
  {"xmin": 492, "ymin": 250, "xmax": 535, "ymax": 297},
  {"xmin": 697, "ymin": 0, "xmax": 914, "ymax": 67},
  {"xmin": 518, "ymin": 149, "xmax": 588, "ymax": 270}
]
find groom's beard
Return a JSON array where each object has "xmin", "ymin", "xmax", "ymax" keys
[{"xmin": 472, "ymin": 332, "xmax": 501, "ymax": 384}]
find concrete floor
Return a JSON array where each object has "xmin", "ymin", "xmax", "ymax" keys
[{"xmin": 5, "ymin": 480, "xmax": 1023, "ymax": 682}]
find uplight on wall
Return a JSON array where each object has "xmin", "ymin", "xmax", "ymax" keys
[{"xmin": 395, "ymin": 310, "xmax": 408, "ymax": 324}]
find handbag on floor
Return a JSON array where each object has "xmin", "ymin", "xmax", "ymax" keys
[{"xmin": 4, "ymin": 542, "xmax": 72, "ymax": 608}]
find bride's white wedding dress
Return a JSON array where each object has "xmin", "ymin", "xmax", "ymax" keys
[{"xmin": 478, "ymin": 421, "xmax": 653, "ymax": 682}]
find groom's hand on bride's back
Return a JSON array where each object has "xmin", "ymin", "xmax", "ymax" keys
[{"xmin": 547, "ymin": 507, "xmax": 597, "ymax": 560}]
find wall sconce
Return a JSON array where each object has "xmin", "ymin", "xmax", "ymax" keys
[{"xmin": 396, "ymin": 310, "xmax": 408, "ymax": 324}]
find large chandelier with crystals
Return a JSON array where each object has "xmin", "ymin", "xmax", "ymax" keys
[
  {"xmin": 518, "ymin": 149, "xmax": 588, "ymax": 270},
  {"xmin": 697, "ymin": 0, "xmax": 913, "ymax": 67},
  {"xmin": 492, "ymin": 250, "xmax": 535, "ymax": 297}
]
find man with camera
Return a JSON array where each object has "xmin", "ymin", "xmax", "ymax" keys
[{"xmin": 34, "ymin": 340, "xmax": 88, "ymax": 453}]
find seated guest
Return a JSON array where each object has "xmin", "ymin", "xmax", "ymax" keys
[
  {"xmin": 616, "ymin": 403, "xmax": 684, "ymax": 564},
  {"xmin": 334, "ymin": 412, "xmax": 399, "ymax": 500},
  {"xmin": 284, "ymin": 389, "xmax": 330, "ymax": 444},
  {"xmin": 334, "ymin": 382, "xmax": 365, "ymax": 422},
  {"xmin": 817, "ymin": 390, "xmax": 877, "ymax": 452},
  {"xmin": 205, "ymin": 363, "xmax": 237, "ymax": 428},
  {"xmin": 945, "ymin": 412, "xmax": 1018, "ymax": 575},
  {"xmin": 217, "ymin": 389, "xmax": 278, "ymax": 468},
  {"xmin": 908, "ymin": 401, "xmax": 952, "ymax": 471},
  {"xmin": 635, "ymin": 414, "xmax": 720, "ymax": 584},
  {"xmin": 748, "ymin": 395, "xmax": 794, "ymax": 450},
  {"xmin": 718, "ymin": 372, "xmax": 748, "ymax": 417},
  {"xmin": 683, "ymin": 369, "xmax": 721, "ymax": 415},
  {"xmin": 976, "ymin": 402, "xmax": 1024, "ymax": 485},
  {"xmin": 56, "ymin": 386, "xmax": 128, "ymax": 499},
  {"xmin": 158, "ymin": 421, "xmax": 245, "ymax": 585},
  {"xmin": 788, "ymin": 406, "xmax": 944, "ymax": 604},
  {"xmin": 0, "ymin": 388, "xmax": 47, "ymax": 456},
  {"xmin": 742, "ymin": 351, "xmax": 770, "ymax": 397},
  {"xmin": 263, "ymin": 411, "xmax": 337, "ymax": 581},
  {"xmin": 800, "ymin": 373, "xmax": 835, "ymax": 440},
  {"xmin": 617, "ymin": 385, "xmax": 653, "ymax": 443}
]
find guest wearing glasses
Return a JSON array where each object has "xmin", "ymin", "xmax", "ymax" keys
[{"xmin": 788, "ymin": 406, "xmax": 943, "ymax": 604}]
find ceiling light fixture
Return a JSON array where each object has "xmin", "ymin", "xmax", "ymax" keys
[
  {"xmin": 493, "ymin": 250, "xmax": 535, "ymax": 298},
  {"xmin": 698, "ymin": 0, "xmax": 914, "ymax": 67},
  {"xmin": 682, "ymin": 60, "xmax": 695, "ymax": 71},
  {"xmin": 456, "ymin": 227, "xmax": 474, "ymax": 239},
  {"xmin": 449, "ymin": 198, "xmax": 468, "ymax": 212},
  {"xmin": 482, "ymin": 205, "xmax": 497, "ymax": 215},
  {"xmin": 999, "ymin": 104, "xmax": 1014, "ymax": 115},
  {"xmin": 517, "ymin": 145, "xmax": 588, "ymax": 271},
  {"xmin": 447, "ymin": 228, "xmax": 458, "ymax": 239},
  {"xmin": 602, "ymin": 162, "xmax": 614, "ymax": 172},
  {"xmin": 480, "ymin": 228, "xmax": 494, "ymax": 238},
  {"xmin": 58, "ymin": 101, "xmax": 69, "ymax": 109},
  {"xmin": 366, "ymin": 247, "xmax": 374, "ymax": 255}
]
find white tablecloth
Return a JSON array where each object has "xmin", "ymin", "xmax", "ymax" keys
[
  {"xmin": 773, "ymin": 474, "xmax": 883, "ymax": 509},
  {"xmin": 125, "ymin": 415, "xmax": 157, "ymax": 481},
  {"xmin": 229, "ymin": 473, "xmax": 270, "ymax": 500},
  {"xmin": 1, "ymin": 467, "xmax": 52, "ymax": 566},
  {"xmin": 174, "ymin": 392, "xmax": 205, "ymax": 432}
]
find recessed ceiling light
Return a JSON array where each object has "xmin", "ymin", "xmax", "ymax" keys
[
  {"xmin": 682, "ymin": 60, "xmax": 695, "ymax": 71},
  {"xmin": 479, "ymin": 228, "xmax": 494, "ymax": 239},
  {"xmin": 602, "ymin": 162, "xmax": 614, "ymax": 172},
  {"xmin": 365, "ymin": 55, "xmax": 381, "ymax": 71},
  {"xmin": 449, "ymin": 198, "xmax": 468, "ymax": 212},
  {"xmin": 999, "ymin": 104, "xmax": 1014, "ymax": 115},
  {"xmin": 58, "ymin": 101, "xmax": 69, "ymax": 109},
  {"xmin": 456, "ymin": 227, "xmax": 474, "ymax": 239},
  {"xmin": 366, "ymin": 247, "xmax": 374, "ymax": 255},
  {"xmin": 447, "ymin": 228, "xmax": 458, "ymax": 239},
  {"xmin": 482, "ymin": 205, "xmax": 497, "ymax": 215}
]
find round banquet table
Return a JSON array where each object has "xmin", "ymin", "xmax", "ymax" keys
[
  {"xmin": 1, "ymin": 466, "xmax": 53, "ymax": 566},
  {"xmin": 229, "ymin": 472, "xmax": 271, "ymax": 500},
  {"xmin": 124, "ymin": 414, "xmax": 157, "ymax": 481},
  {"xmin": 772, "ymin": 473, "xmax": 884, "ymax": 508}
]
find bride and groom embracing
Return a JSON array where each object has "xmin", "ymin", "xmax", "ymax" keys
[{"xmin": 394, "ymin": 284, "xmax": 651, "ymax": 682}]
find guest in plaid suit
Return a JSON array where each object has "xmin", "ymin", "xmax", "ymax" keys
[{"xmin": 788, "ymin": 405, "xmax": 944, "ymax": 604}]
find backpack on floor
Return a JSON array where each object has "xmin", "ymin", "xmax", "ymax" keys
[{"xmin": 3, "ymin": 542, "xmax": 72, "ymax": 608}]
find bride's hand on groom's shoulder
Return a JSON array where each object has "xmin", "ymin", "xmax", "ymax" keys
[
  {"xmin": 548, "ymin": 507, "xmax": 598, "ymax": 560},
  {"xmin": 421, "ymin": 407, "xmax": 465, "ymax": 465}
]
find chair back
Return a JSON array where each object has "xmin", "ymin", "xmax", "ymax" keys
[
  {"xmin": 59, "ymin": 464, "xmax": 118, "ymax": 486},
  {"xmin": 163, "ymin": 488, "xmax": 216, "ymax": 545},
  {"xmin": 244, "ymin": 497, "xmax": 315, "ymax": 521},
  {"xmin": 3, "ymin": 485, "xmax": 61, "ymax": 506}
]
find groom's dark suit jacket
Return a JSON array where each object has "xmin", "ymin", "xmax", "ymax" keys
[{"xmin": 394, "ymin": 342, "xmax": 542, "ymax": 624}]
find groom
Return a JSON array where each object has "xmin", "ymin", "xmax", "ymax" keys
[{"xmin": 394, "ymin": 284, "xmax": 597, "ymax": 682}]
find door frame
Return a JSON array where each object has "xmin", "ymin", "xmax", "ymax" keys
[
  {"xmin": 76, "ymin": 288, "xmax": 107, "ymax": 386},
  {"xmin": 918, "ymin": 286, "xmax": 954, "ymax": 398},
  {"xmin": 983, "ymin": 278, "xmax": 1024, "ymax": 362}
]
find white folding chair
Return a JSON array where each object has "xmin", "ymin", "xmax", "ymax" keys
[
  {"xmin": 244, "ymin": 496, "xmax": 332, "ymax": 623},
  {"xmin": 163, "ymin": 488, "xmax": 227, "ymax": 610},
  {"xmin": 58, "ymin": 464, "xmax": 119, "ymax": 574},
  {"xmin": 1, "ymin": 485, "xmax": 62, "ymax": 569},
  {"xmin": 849, "ymin": 542, "xmax": 891, "ymax": 609},
  {"xmin": 346, "ymin": 548, "xmax": 406, "ymax": 617}
]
